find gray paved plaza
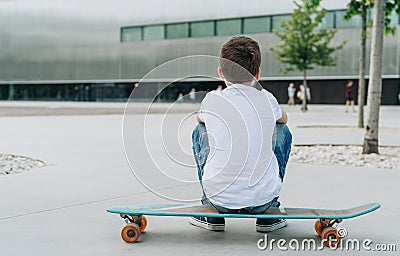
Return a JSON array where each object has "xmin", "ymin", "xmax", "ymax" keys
[{"xmin": 0, "ymin": 102, "xmax": 399, "ymax": 255}]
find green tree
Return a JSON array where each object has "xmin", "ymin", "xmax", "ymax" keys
[
  {"xmin": 345, "ymin": 0, "xmax": 400, "ymax": 128},
  {"xmin": 271, "ymin": 0, "xmax": 345, "ymax": 112},
  {"xmin": 362, "ymin": 0, "xmax": 400, "ymax": 154}
]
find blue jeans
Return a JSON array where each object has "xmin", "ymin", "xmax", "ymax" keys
[{"xmin": 192, "ymin": 122, "xmax": 292, "ymax": 214}]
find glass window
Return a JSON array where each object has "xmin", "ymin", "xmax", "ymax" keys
[
  {"xmin": 389, "ymin": 10, "xmax": 399, "ymax": 25},
  {"xmin": 367, "ymin": 8, "xmax": 373, "ymax": 24},
  {"xmin": 336, "ymin": 10, "xmax": 361, "ymax": 28},
  {"xmin": 166, "ymin": 23, "xmax": 189, "ymax": 38},
  {"xmin": 190, "ymin": 21, "xmax": 215, "ymax": 37},
  {"xmin": 365, "ymin": 8, "xmax": 398, "ymax": 25},
  {"xmin": 369, "ymin": 9, "xmax": 400, "ymax": 25},
  {"xmin": 143, "ymin": 25, "xmax": 165, "ymax": 40},
  {"xmin": 121, "ymin": 27, "xmax": 142, "ymax": 42},
  {"xmin": 318, "ymin": 11, "xmax": 335, "ymax": 29},
  {"xmin": 243, "ymin": 16, "xmax": 271, "ymax": 33},
  {"xmin": 272, "ymin": 15, "xmax": 291, "ymax": 32},
  {"xmin": 216, "ymin": 19, "xmax": 242, "ymax": 36}
]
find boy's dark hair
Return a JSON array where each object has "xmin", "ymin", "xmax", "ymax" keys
[{"xmin": 219, "ymin": 36, "xmax": 261, "ymax": 83}]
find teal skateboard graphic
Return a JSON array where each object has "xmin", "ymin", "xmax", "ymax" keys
[{"xmin": 107, "ymin": 203, "xmax": 380, "ymax": 246}]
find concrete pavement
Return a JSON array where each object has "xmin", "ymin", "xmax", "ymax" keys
[{"xmin": 0, "ymin": 102, "xmax": 399, "ymax": 255}]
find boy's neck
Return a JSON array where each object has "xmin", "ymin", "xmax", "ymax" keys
[{"xmin": 225, "ymin": 81, "xmax": 254, "ymax": 87}]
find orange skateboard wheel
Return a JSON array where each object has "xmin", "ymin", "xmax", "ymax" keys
[
  {"xmin": 121, "ymin": 223, "xmax": 141, "ymax": 243},
  {"xmin": 321, "ymin": 227, "xmax": 341, "ymax": 248},
  {"xmin": 139, "ymin": 216, "xmax": 147, "ymax": 232},
  {"xmin": 314, "ymin": 220, "xmax": 323, "ymax": 237}
]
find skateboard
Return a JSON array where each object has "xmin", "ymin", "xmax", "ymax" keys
[{"xmin": 107, "ymin": 202, "xmax": 380, "ymax": 247}]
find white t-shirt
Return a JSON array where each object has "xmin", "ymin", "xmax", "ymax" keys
[{"xmin": 198, "ymin": 83, "xmax": 282, "ymax": 209}]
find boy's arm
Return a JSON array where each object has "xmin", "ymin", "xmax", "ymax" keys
[
  {"xmin": 277, "ymin": 109, "xmax": 288, "ymax": 124},
  {"xmin": 262, "ymin": 89, "xmax": 288, "ymax": 124},
  {"xmin": 196, "ymin": 111, "xmax": 204, "ymax": 123}
]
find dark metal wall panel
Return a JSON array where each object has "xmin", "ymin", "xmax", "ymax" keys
[{"xmin": 263, "ymin": 79, "xmax": 400, "ymax": 105}]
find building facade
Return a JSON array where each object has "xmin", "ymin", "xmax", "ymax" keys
[{"xmin": 0, "ymin": 0, "xmax": 399, "ymax": 104}]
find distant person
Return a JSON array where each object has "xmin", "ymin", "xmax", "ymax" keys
[
  {"xmin": 189, "ymin": 88, "xmax": 197, "ymax": 103},
  {"xmin": 217, "ymin": 85, "xmax": 223, "ymax": 91},
  {"xmin": 297, "ymin": 84, "xmax": 311, "ymax": 110},
  {"xmin": 74, "ymin": 85, "xmax": 79, "ymax": 101},
  {"xmin": 296, "ymin": 85, "xmax": 303, "ymax": 102},
  {"xmin": 84, "ymin": 85, "xmax": 90, "ymax": 101},
  {"xmin": 177, "ymin": 92, "xmax": 184, "ymax": 102},
  {"xmin": 345, "ymin": 80, "xmax": 356, "ymax": 113},
  {"xmin": 287, "ymin": 83, "xmax": 295, "ymax": 105}
]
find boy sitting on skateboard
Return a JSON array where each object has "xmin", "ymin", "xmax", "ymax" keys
[{"xmin": 190, "ymin": 36, "xmax": 292, "ymax": 232}]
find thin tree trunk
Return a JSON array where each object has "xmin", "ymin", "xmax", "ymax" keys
[
  {"xmin": 302, "ymin": 70, "xmax": 308, "ymax": 112},
  {"xmin": 363, "ymin": 0, "xmax": 386, "ymax": 154},
  {"xmin": 357, "ymin": 6, "xmax": 367, "ymax": 128}
]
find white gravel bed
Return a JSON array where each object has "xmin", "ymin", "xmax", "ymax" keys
[
  {"xmin": 290, "ymin": 145, "xmax": 400, "ymax": 169},
  {"xmin": 0, "ymin": 154, "xmax": 45, "ymax": 175},
  {"xmin": 1, "ymin": 145, "xmax": 398, "ymax": 176}
]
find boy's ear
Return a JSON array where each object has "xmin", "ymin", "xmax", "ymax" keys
[
  {"xmin": 254, "ymin": 69, "xmax": 261, "ymax": 81},
  {"xmin": 217, "ymin": 67, "xmax": 225, "ymax": 80}
]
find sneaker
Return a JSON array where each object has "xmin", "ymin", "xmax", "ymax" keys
[
  {"xmin": 189, "ymin": 216, "xmax": 225, "ymax": 231},
  {"xmin": 256, "ymin": 218, "xmax": 287, "ymax": 232}
]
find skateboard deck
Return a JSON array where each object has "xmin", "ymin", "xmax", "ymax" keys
[
  {"xmin": 107, "ymin": 203, "xmax": 380, "ymax": 246},
  {"xmin": 107, "ymin": 203, "xmax": 380, "ymax": 219}
]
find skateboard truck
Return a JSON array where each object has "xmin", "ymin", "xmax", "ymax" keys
[
  {"xmin": 120, "ymin": 214, "xmax": 143, "ymax": 225},
  {"xmin": 319, "ymin": 218, "xmax": 342, "ymax": 229}
]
